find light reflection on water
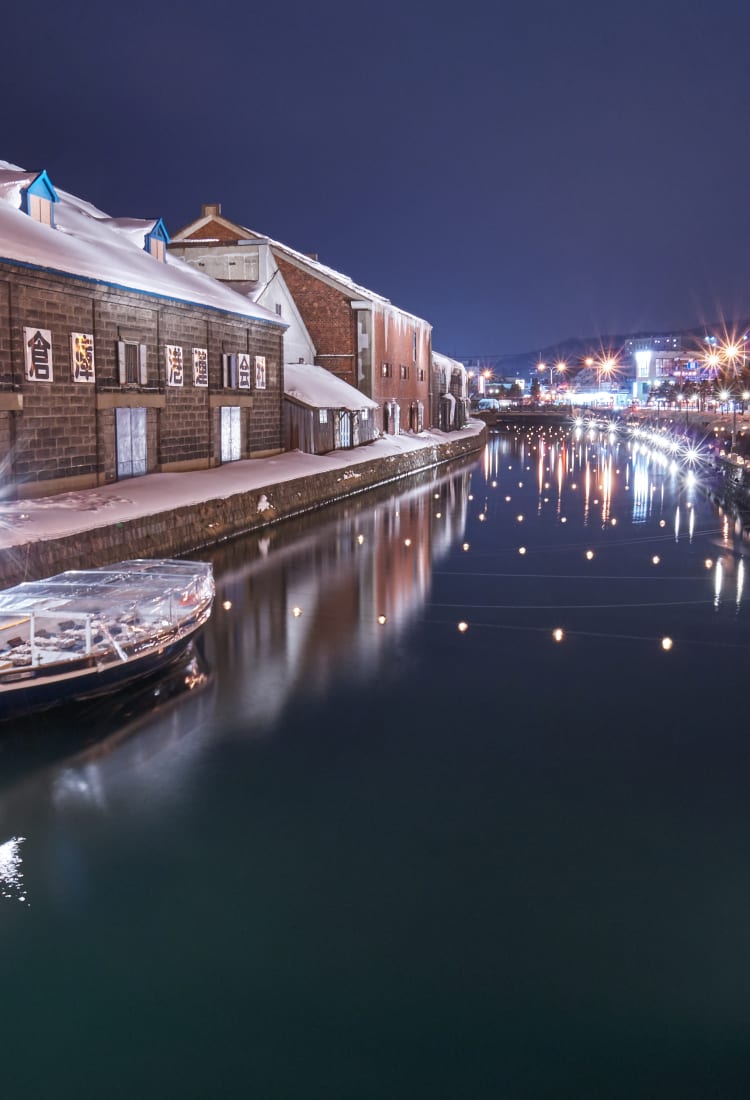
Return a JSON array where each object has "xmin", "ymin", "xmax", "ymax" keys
[
  {"xmin": 3, "ymin": 426, "xmax": 750, "ymax": 1098},
  {"xmin": 0, "ymin": 836, "xmax": 27, "ymax": 904}
]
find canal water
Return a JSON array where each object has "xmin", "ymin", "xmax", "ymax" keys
[{"xmin": 2, "ymin": 423, "xmax": 750, "ymax": 1098}]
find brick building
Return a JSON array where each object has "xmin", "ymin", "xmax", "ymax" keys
[
  {"xmin": 171, "ymin": 206, "xmax": 433, "ymax": 434},
  {"xmin": 0, "ymin": 164, "xmax": 285, "ymax": 499}
]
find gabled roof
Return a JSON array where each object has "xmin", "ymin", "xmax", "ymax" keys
[
  {"xmin": 433, "ymin": 351, "xmax": 465, "ymax": 371},
  {"xmin": 23, "ymin": 169, "xmax": 59, "ymax": 204},
  {"xmin": 284, "ymin": 363, "xmax": 379, "ymax": 411},
  {"xmin": 170, "ymin": 210, "xmax": 254, "ymax": 243},
  {"xmin": 0, "ymin": 161, "xmax": 284, "ymax": 327},
  {"xmin": 173, "ymin": 208, "xmax": 431, "ymax": 328}
]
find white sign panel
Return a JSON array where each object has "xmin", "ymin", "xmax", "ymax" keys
[
  {"xmin": 71, "ymin": 332, "xmax": 95, "ymax": 383},
  {"xmin": 24, "ymin": 327, "xmax": 53, "ymax": 382},
  {"xmin": 166, "ymin": 344, "xmax": 184, "ymax": 387},
  {"xmin": 193, "ymin": 347, "xmax": 208, "ymax": 387}
]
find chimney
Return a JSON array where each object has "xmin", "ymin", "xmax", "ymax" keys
[
  {"xmin": 305, "ymin": 253, "xmax": 318, "ymax": 261},
  {"xmin": 202, "ymin": 203, "xmax": 221, "ymax": 217}
]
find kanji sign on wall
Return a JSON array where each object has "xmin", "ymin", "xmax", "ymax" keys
[
  {"xmin": 238, "ymin": 353, "xmax": 251, "ymax": 390},
  {"xmin": 24, "ymin": 327, "xmax": 53, "ymax": 382},
  {"xmin": 166, "ymin": 344, "xmax": 184, "ymax": 387},
  {"xmin": 255, "ymin": 355, "xmax": 267, "ymax": 389},
  {"xmin": 71, "ymin": 332, "xmax": 95, "ymax": 383},
  {"xmin": 193, "ymin": 347, "xmax": 208, "ymax": 387}
]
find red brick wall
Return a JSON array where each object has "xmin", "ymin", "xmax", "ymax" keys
[
  {"xmin": 274, "ymin": 255, "xmax": 434, "ymax": 432},
  {"xmin": 373, "ymin": 308, "xmax": 432, "ymax": 429},
  {"xmin": 275, "ymin": 255, "xmax": 358, "ymax": 387}
]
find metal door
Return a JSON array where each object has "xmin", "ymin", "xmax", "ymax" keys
[
  {"xmin": 221, "ymin": 406, "xmax": 241, "ymax": 462},
  {"xmin": 116, "ymin": 407, "xmax": 147, "ymax": 479}
]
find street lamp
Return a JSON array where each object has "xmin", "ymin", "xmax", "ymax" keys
[
  {"xmin": 597, "ymin": 356, "xmax": 616, "ymax": 404},
  {"xmin": 722, "ymin": 342, "xmax": 741, "ymax": 376},
  {"xmin": 554, "ymin": 361, "xmax": 567, "ymax": 404},
  {"xmin": 537, "ymin": 360, "xmax": 552, "ymax": 387},
  {"xmin": 720, "ymin": 387, "xmax": 737, "ymax": 452}
]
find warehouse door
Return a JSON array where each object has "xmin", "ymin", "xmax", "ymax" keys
[
  {"xmin": 116, "ymin": 407, "xmax": 147, "ymax": 479},
  {"xmin": 221, "ymin": 406, "xmax": 241, "ymax": 462}
]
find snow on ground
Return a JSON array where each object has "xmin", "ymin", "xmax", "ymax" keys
[{"xmin": 0, "ymin": 423, "xmax": 484, "ymax": 551}]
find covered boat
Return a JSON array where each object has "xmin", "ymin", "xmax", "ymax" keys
[{"xmin": 0, "ymin": 559, "xmax": 214, "ymax": 717}]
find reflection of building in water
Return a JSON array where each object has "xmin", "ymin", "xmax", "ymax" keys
[
  {"xmin": 0, "ymin": 650, "xmax": 215, "ymax": 884},
  {"xmin": 205, "ymin": 467, "xmax": 471, "ymax": 733}
]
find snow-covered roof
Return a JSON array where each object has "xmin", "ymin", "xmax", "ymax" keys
[
  {"xmin": 173, "ymin": 207, "xmax": 430, "ymax": 328},
  {"xmin": 433, "ymin": 351, "xmax": 466, "ymax": 371},
  {"xmin": 284, "ymin": 363, "xmax": 379, "ymax": 411},
  {"xmin": 0, "ymin": 162, "xmax": 284, "ymax": 327},
  {"xmin": 266, "ymin": 236, "xmax": 432, "ymax": 327}
]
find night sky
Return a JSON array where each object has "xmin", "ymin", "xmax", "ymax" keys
[{"xmin": 3, "ymin": 0, "xmax": 750, "ymax": 359}]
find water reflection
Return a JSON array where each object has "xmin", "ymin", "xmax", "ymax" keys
[
  {"xmin": 5, "ymin": 427, "xmax": 750, "ymax": 1098},
  {"xmin": 0, "ymin": 461, "xmax": 474, "ymax": 836},
  {"xmin": 204, "ymin": 464, "xmax": 471, "ymax": 733},
  {"xmin": 3, "ymin": 426, "xmax": 749, "ymax": 895},
  {"xmin": 0, "ymin": 836, "xmax": 27, "ymax": 904}
]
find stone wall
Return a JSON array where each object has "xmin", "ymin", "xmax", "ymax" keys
[
  {"xmin": 0, "ymin": 261, "xmax": 285, "ymax": 495},
  {"xmin": 0, "ymin": 427, "xmax": 486, "ymax": 587}
]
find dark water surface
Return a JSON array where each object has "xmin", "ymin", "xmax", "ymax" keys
[{"xmin": 3, "ymin": 425, "xmax": 750, "ymax": 1098}]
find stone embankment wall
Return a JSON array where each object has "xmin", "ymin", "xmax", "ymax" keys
[{"xmin": 2, "ymin": 428, "xmax": 485, "ymax": 587}]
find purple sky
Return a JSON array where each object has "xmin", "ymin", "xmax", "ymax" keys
[{"xmin": 3, "ymin": 0, "xmax": 750, "ymax": 359}]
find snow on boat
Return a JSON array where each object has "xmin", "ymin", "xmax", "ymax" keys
[{"xmin": 0, "ymin": 559, "xmax": 215, "ymax": 718}]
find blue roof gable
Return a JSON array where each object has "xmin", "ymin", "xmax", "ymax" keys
[
  {"xmin": 145, "ymin": 218, "xmax": 170, "ymax": 247},
  {"xmin": 20, "ymin": 169, "xmax": 60, "ymax": 218}
]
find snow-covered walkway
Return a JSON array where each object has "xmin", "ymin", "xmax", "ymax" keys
[{"xmin": 0, "ymin": 423, "xmax": 485, "ymax": 552}]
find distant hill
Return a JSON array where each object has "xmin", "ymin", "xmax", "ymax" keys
[{"xmin": 458, "ymin": 320, "xmax": 750, "ymax": 378}]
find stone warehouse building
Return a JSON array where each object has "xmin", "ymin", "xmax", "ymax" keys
[
  {"xmin": 170, "ymin": 205, "xmax": 434, "ymax": 435},
  {"xmin": 0, "ymin": 163, "xmax": 285, "ymax": 499}
]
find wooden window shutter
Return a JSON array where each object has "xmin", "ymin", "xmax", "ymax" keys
[
  {"xmin": 222, "ymin": 353, "xmax": 237, "ymax": 388},
  {"xmin": 138, "ymin": 344, "xmax": 148, "ymax": 384},
  {"xmin": 117, "ymin": 341, "xmax": 127, "ymax": 384}
]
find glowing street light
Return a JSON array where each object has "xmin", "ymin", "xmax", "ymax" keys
[
  {"xmin": 722, "ymin": 342, "xmax": 742, "ymax": 377},
  {"xmin": 537, "ymin": 361, "xmax": 553, "ymax": 392},
  {"xmin": 596, "ymin": 355, "xmax": 617, "ymax": 403},
  {"xmin": 704, "ymin": 351, "xmax": 721, "ymax": 376}
]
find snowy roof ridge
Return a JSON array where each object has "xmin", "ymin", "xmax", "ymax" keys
[
  {"xmin": 0, "ymin": 162, "xmax": 284, "ymax": 327},
  {"xmin": 284, "ymin": 362, "xmax": 379, "ymax": 410},
  {"xmin": 173, "ymin": 204, "xmax": 430, "ymax": 327},
  {"xmin": 267, "ymin": 234, "xmax": 431, "ymax": 327},
  {"xmin": 433, "ymin": 350, "xmax": 466, "ymax": 369}
]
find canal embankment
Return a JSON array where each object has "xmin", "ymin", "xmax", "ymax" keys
[{"xmin": 0, "ymin": 422, "xmax": 486, "ymax": 586}]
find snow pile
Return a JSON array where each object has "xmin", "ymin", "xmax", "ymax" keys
[
  {"xmin": 0, "ymin": 161, "xmax": 283, "ymax": 326},
  {"xmin": 284, "ymin": 363, "xmax": 379, "ymax": 410}
]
